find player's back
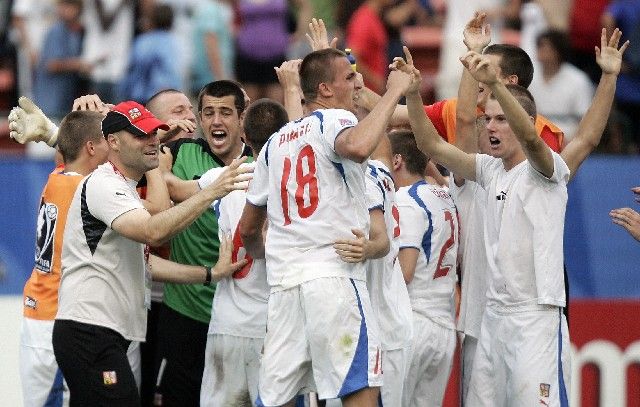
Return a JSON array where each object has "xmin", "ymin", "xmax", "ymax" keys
[
  {"xmin": 396, "ymin": 180, "xmax": 459, "ymax": 329},
  {"xmin": 211, "ymin": 188, "xmax": 268, "ymax": 337},
  {"xmin": 365, "ymin": 160, "xmax": 412, "ymax": 350},
  {"xmin": 249, "ymin": 109, "xmax": 369, "ymax": 291}
]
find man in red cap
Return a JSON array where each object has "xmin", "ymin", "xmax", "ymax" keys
[{"xmin": 51, "ymin": 101, "xmax": 252, "ymax": 406}]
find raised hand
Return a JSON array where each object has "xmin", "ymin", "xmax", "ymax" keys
[
  {"xmin": 8, "ymin": 97, "xmax": 58, "ymax": 146},
  {"xmin": 389, "ymin": 46, "xmax": 422, "ymax": 94},
  {"xmin": 610, "ymin": 207, "xmax": 640, "ymax": 242},
  {"xmin": 72, "ymin": 94, "xmax": 113, "ymax": 115},
  {"xmin": 463, "ymin": 11, "xmax": 492, "ymax": 52},
  {"xmin": 460, "ymin": 51, "xmax": 499, "ymax": 85},
  {"xmin": 305, "ymin": 18, "xmax": 338, "ymax": 51},
  {"xmin": 275, "ymin": 59, "xmax": 303, "ymax": 91},
  {"xmin": 205, "ymin": 157, "xmax": 254, "ymax": 198},
  {"xmin": 157, "ymin": 119, "xmax": 197, "ymax": 143},
  {"xmin": 596, "ymin": 27, "xmax": 630, "ymax": 76}
]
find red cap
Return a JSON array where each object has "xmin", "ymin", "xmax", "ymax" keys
[{"xmin": 102, "ymin": 101, "xmax": 169, "ymax": 138}]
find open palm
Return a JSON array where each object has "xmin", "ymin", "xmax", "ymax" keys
[{"xmin": 596, "ymin": 27, "xmax": 630, "ymax": 75}]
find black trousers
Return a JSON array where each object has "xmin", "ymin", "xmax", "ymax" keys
[{"xmin": 52, "ymin": 319, "xmax": 139, "ymax": 407}]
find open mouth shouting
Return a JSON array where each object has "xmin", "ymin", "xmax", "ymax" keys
[{"xmin": 210, "ymin": 130, "xmax": 228, "ymax": 148}]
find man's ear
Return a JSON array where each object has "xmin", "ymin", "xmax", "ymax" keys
[
  {"xmin": 318, "ymin": 82, "xmax": 333, "ymax": 98},
  {"xmin": 393, "ymin": 153, "xmax": 402, "ymax": 171},
  {"xmin": 506, "ymin": 74, "xmax": 518, "ymax": 85}
]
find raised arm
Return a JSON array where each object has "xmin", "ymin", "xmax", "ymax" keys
[
  {"xmin": 464, "ymin": 51, "xmax": 553, "ymax": 177},
  {"xmin": 112, "ymin": 158, "xmax": 252, "ymax": 247},
  {"xmin": 401, "ymin": 48, "xmax": 476, "ymax": 180},
  {"xmin": 335, "ymin": 69, "xmax": 411, "ymax": 163},
  {"xmin": 561, "ymin": 28, "xmax": 629, "ymax": 180},
  {"xmin": 456, "ymin": 12, "xmax": 491, "ymax": 155},
  {"xmin": 275, "ymin": 59, "xmax": 304, "ymax": 120}
]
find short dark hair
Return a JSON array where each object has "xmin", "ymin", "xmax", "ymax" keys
[
  {"xmin": 300, "ymin": 48, "xmax": 347, "ymax": 102},
  {"xmin": 57, "ymin": 110, "xmax": 104, "ymax": 163},
  {"xmin": 150, "ymin": 4, "xmax": 173, "ymax": 30},
  {"xmin": 243, "ymin": 98, "xmax": 289, "ymax": 154},
  {"xmin": 484, "ymin": 44, "xmax": 534, "ymax": 88},
  {"xmin": 145, "ymin": 88, "xmax": 183, "ymax": 115},
  {"xmin": 197, "ymin": 80, "xmax": 246, "ymax": 116},
  {"xmin": 388, "ymin": 130, "xmax": 428, "ymax": 176},
  {"xmin": 536, "ymin": 30, "xmax": 571, "ymax": 64},
  {"xmin": 489, "ymin": 84, "xmax": 537, "ymax": 118}
]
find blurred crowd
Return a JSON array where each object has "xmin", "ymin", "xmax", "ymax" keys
[{"xmin": 0, "ymin": 0, "xmax": 639, "ymax": 155}]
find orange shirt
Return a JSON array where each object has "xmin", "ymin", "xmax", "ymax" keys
[
  {"xmin": 424, "ymin": 98, "xmax": 564, "ymax": 152},
  {"xmin": 23, "ymin": 167, "xmax": 82, "ymax": 320}
]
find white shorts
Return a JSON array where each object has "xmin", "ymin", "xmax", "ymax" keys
[
  {"xmin": 20, "ymin": 319, "xmax": 69, "ymax": 407},
  {"xmin": 381, "ymin": 347, "xmax": 411, "ymax": 407},
  {"xmin": 403, "ymin": 313, "xmax": 456, "ymax": 407},
  {"xmin": 200, "ymin": 334, "xmax": 262, "ymax": 406},
  {"xmin": 257, "ymin": 277, "xmax": 382, "ymax": 406},
  {"xmin": 466, "ymin": 306, "xmax": 571, "ymax": 407}
]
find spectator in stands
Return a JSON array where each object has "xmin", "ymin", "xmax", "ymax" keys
[
  {"xmin": 120, "ymin": 4, "xmax": 181, "ymax": 104},
  {"xmin": 32, "ymin": 0, "xmax": 90, "ymax": 120},
  {"xmin": 235, "ymin": 0, "xmax": 312, "ymax": 103},
  {"xmin": 81, "ymin": 0, "xmax": 135, "ymax": 102},
  {"xmin": 568, "ymin": 0, "xmax": 609, "ymax": 84},
  {"xmin": 529, "ymin": 30, "xmax": 594, "ymax": 146},
  {"xmin": 191, "ymin": 0, "xmax": 235, "ymax": 95},
  {"xmin": 10, "ymin": 0, "xmax": 57, "ymax": 98},
  {"xmin": 603, "ymin": 0, "xmax": 640, "ymax": 154},
  {"xmin": 346, "ymin": 0, "xmax": 394, "ymax": 94}
]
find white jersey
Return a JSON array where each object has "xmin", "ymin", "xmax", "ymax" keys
[
  {"xmin": 246, "ymin": 109, "xmax": 369, "ymax": 292},
  {"xmin": 396, "ymin": 181, "xmax": 459, "ymax": 329},
  {"xmin": 364, "ymin": 160, "xmax": 412, "ymax": 350},
  {"xmin": 475, "ymin": 152, "xmax": 569, "ymax": 308},
  {"xmin": 449, "ymin": 177, "xmax": 489, "ymax": 339},
  {"xmin": 209, "ymin": 188, "xmax": 268, "ymax": 338},
  {"xmin": 57, "ymin": 163, "xmax": 147, "ymax": 341}
]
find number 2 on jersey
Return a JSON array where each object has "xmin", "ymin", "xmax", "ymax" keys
[
  {"xmin": 231, "ymin": 223, "xmax": 253, "ymax": 279},
  {"xmin": 280, "ymin": 145, "xmax": 319, "ymax": 225},
  {"xmin": 433, "ymin": 210, "xmax": 455, "ymax": 279}
]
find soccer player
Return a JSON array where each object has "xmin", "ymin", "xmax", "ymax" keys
[
  {"xmin": 200, "ymin": 99, "xmax": 290, "ymax": 406},
  {"xmin": 390, "ymin": 130, "xmax": 459, "ymax": 407},
  {"xmin": 20, "ymin": 110, "xmax": 109, "ymax": 407},
  {"xmin": 51, "ymin": 101, "xmax": 250, "ymax": 405},
  {"xmin": 399, "ymin": 44, "xmax": 571, "ymax": 406},
  {"xmin": 239, "ymin": 48, "xmax": 413, "ymax": 407}
]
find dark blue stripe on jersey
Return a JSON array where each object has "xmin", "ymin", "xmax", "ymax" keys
[
  {"xmin": 264, "ymin": 136, "xmax": 274, "ymax": 167},
  {"xmin": 311, "ymin": 111, "xmax": 324, "ymax": 133},
  {"xmin": 408, "ymin": 180, "xmax": 434, "ymax": 263},
  {"xmin": 80, "ymin": 176, "xmax": 107, "ymax": 256},
  {"xmin": 558, "ymin": 309, "xmax": 569, "ymax": 407},
  {"xmin": 44, "ymin": 368, "xmax": 64, "ymax": 407},
  {"xmin": 377, "ymin": 165, "xmax": 393, "ymax": 180},
  {"xmin": 368, "ymin": 164, "xmax": 386, "ymax": 202},
  {"xmin": 212, "ymin": 199, "xmax": 221, "ymax": 219},
  {"xmin": 338, "ymin": 279, "xmax": 370, "ymax": 398},
  {"xmin": 332, "ymin": 161, "xmax": 347, "ymax": 186}
]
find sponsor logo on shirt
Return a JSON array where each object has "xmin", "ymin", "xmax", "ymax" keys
[{"xmin": 103, "ymin": 371, "xmax": 118, "ymax": 385}]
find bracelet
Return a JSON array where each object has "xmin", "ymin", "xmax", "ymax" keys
[{"xmin": 203, "ymin": 266, "xmax": 212, "ymax": 286}]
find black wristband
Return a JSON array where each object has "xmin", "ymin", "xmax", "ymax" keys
[{"xmin": 203, "ymin": 266, "xmax": 212, "ymax": 286}]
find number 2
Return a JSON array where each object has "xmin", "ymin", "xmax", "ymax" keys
[
  {"xmin": 280, "ymin": 145, "xmax": 319, "ymax": 225},
  {"xmin": 231, "ymin": 223, "xmax": 253, "ymax": 279},
  {"xmin": 433, "ymin": 210, "xmax": 455, "ymax": 279}
]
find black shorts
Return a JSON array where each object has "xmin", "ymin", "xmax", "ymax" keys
[
  {"xmin": 236, "ymin": 52, "xmax": 286, "ymax": 85},
  {"xmin": 52, "ymin": 319, "xmax": 139, "ymax": 406},
  {"xmin": 153, "ymin": 304, "xmax": 209, "ymax": 407}
]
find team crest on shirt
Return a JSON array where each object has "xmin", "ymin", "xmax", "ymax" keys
[
  {"xmin": 24, "ymin": 296, "xmax": 37, "ymax": 309},
  {"xmin": 539, "ymin": 383, "xmax": 550, "ymax": 398},
  {"xmin": 339, "ymin": 118, "xmax": 355, "ymax": 127},
  {"xmin": 128, "ymin": 108, "xmax": 142, "ymax": 120},
  {"xmin": 103, "ymin": 371, "xmax": 118, "ymax": 385},
  {"xmin": 35, "ymin": 202, "xmax": 58, "ymax": 273}
]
